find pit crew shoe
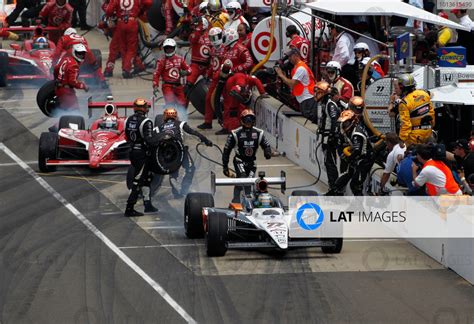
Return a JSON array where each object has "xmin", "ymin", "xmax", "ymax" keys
[
  {"xmin": 144, "ymin": 201, "xmax": 158, "ymax": 213},
  {"xmin": 104, "ymin": 70, "xmax": 113, "ymax": 78},
  {"xmin": 124, "ymin": 206, "xmax": 144, "ymax": 217},
  {"xmin": 122, "ymin": 71, "xmax": 133, "ymax": 79},
  {"xmin": 197, "ymin": 122, "xmax": 212, "ymax": 130}
]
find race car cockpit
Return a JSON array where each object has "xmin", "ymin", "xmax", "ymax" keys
[
  {"xmin": 32, "ymin": 37, "xmax": 50, "ymax": 50},
  {"xmin": 99, "ymin": 116, "xmax": 118, "ymax": 130}
]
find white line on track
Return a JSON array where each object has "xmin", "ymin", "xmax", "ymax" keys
[
  {"xmin": 0, "ymin": 143, "xmax": 197, "ymax": 324},
  {"xmin": 119, "ymin": 243, "xmax": 205, "ymax": 249},
  {"xmin": 143, "ymin": 226, "xmax": 183, "ymax": 230},
  {"xmin": 0, "ymin": 161, "xmax": 36, "ymax": 167}
]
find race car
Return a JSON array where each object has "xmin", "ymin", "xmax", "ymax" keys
[
  {"xmin": 37, "ymin": 97, "xmax": 135, "ymax": 172},
  {"xmin": 184, "ymin": 171, "xmax": 343, "ymax": 257},
  {"xmin": 0, "ymin": 26, "xmax": 101, "ymax": 87}
]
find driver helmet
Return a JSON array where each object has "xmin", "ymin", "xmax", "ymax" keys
[
  {"xmin": 240, "ymin": 109, "xmax": 256, "ymax": 128},
  {"xmin": 325, "ymin": 61, "xmax": 341, "ymax": 82},
  {"xmin": 226, "ymin": 1, "xmax": 241, "ymax": 20},
  {"xmin": 100, "ymin": 116, "xmax": 118, "ymax": 129},
  {"xmin": 72, "ymin": 43, "xmax": 87, "ymax": 62},
  {"xmin": 133, "ymin": 98, "xmax": 149, "ymax": 114},
  {"xmin": 163, "ymin": 107, "xmax": 178, "ymax": 121},
  {"xmin": 209, "ymin": 27, "xmax": 223, "ymax": 48},
  {"xmin": 258, "ymin": 193, "xmax": 273, "ymax": 208},
  {"xmin": 163, "ymin": 38, "xmax": 177, "ymax": 58},
  {"xmin": 64, "ymin": 27, "xmax": 77, "ymax": 36},
  {"xmin": 33, "ymin": 37, "xmax": 49, "ymax": 49}
]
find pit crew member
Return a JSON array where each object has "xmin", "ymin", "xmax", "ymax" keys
[
  {"xmin": 324, "ymin": 60, "xmax": 354, "ymax": 103},
  {"xmin": 286, "ymin": 25, "xmax": 310, "ymax": 64},
  {"xmin": 39, "ymin": 0, "xmax": 73, "ymax": 43},
  {"xmin": 223, "ymin": 1, "xmax": 248, "ymax": 31}
]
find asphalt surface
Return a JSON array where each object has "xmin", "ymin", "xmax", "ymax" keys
[{"xmin": 1, "ymin": 31, "xmax": 473, "ymax": 323}]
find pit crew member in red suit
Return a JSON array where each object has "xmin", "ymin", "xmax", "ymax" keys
[
  {"xmin": 39, "ymin": 0, "xmax": 73, "ymax": 43},
  {"xmin": 186, "ymin": 16, "xmax": 211, "ymax": 86},
  {"xmin": 286, "ymin": 25, "xmax": 310, "ymax": 64}
]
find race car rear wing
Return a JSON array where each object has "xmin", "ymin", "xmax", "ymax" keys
[
  {"xmin": 87, "ymin": 96, "xmax": 154, "ymax": 118},
  {"xmin": 211, "ymin": 171, "xmax": 286, "ymax": 194}
]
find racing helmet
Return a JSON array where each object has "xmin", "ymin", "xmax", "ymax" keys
[
  {"xmin": 199, "ymin": 1, "xmax": 209, "ymax": 14},
  {"xmin": 338, "ymin": 110, "xmax": 357, "ymax": 134},
  {"xmin": 163, "ymin": 107, "xmax": 178, "ymax": 121},
  {"xmin": 163, "ymin": 38, "xmax": 177, "ymax": 58},
  {"xmin": 222, "ymin": 28, "xmax": 239, "ymax": 47},
  {"xmin": 353, "ymin": 42, "xmax": 369, "ymax": 54},
  {"xmin": 133, "ymin": 98, "xmax": 149, "ymax": 114},
  {"xmin": 315, "ymin": 80, "xmax": 330, "ymax": 102},
  {"xmin": 397, "ymin": 73, "xmax": 416, "ymax": 92},
  {"xmin": 208, "ymin": 0, "xmax": 222, "ymax": 13},
  {"xmin": 240, "ymin": 109, "xmax": 256, "ymax": 128},
  {"xmin": 100, "ymin": 116, "xmax": 118, "ymax": 129},
  {"xmin": 64, "ymin": 27, "xmax": 77, "ymax": 36},
  {"xmin": 209, "ymin": 27, "xmax": 223, "ymax": 47},
  {"xmin": 258, "ymin": 193, "xmax": 273, "ymax": 208},
  {"xmin": 226, "ymin": 1, "xmax": 241, "ymax": 20},
  {"xmin": 326, "ymin": 61, "xmax": 341, "ymax": 81},
  {"xmin": 348, "ymin": 96, "xmax": 365, "ymax": 115},
  {"xmin": 33, "ymin": 37, "xmax": 49, "ymax": 49},
  {"xmin": 72, "ymin": 43, "xmax": 87, "ymax": 62}
]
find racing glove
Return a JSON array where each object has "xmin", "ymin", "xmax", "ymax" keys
[
  {"xmin": 7, "ymin": 32, "xmax": 19, "ymax": 41},
  {"xmin": 153, "ymin": 86, "xmax": 160, "ymax": 97},
  {"xmin": 264, "ymin": 148, "xmax": 272, "ymax": 160},
  {"xmin": 202, "ymin": 138, "xmax": 213, "ymax": 147},
  {"xmin": 179, "ymin": 69, "xmax": 190, "ymax": 77},
  {"xmin": 223, "ymin": 166, "xmax": 230, "ymax": 177}
]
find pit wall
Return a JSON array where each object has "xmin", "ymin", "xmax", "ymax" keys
[{"xmin": 253, "ymin": 95, "xmax": 474, "ymax": 285}]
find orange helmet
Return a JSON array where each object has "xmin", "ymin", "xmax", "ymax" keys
[
  {"xmin": 240, "ymin": 109, "xmax": 256, "ymax": 128},
  {"xmin": 163, "ymin": 107, "xmax": 178, "ymax": 121},
  {"xmin": 348, "ymin": 96, "xmax": 365, "ymax": 115},
  {"xmin": 315, "ymin": 80, "xmax": 330, "ymax": 102},
  {"xmin": 133, "ymin": 98, "xmax": 149, "ymax": 113},
  {"xmin": 338, "ymin": 110, "xmax": 357, "ymax": 133}
]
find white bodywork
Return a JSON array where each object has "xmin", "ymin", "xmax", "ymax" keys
[{"xmin": 246, "ymin": 208, "xmax": 289, "ymax": 249}]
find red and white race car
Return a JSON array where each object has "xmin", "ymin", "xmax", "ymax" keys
[
  {"xmin": 37, "ymin": 98, "xmax": 144, "ymax": 172},
  {"xmin": 0, "ymin": 26, "xmax": 100, "ymax": 87}
]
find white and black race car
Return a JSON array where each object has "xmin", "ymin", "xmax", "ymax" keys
[{"xmin": 184, "ymin": 171, "xmax": 343, "ymax": 257}]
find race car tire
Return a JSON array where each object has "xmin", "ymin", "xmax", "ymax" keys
[
  {"xmin": 0, "ymin": 52, "xmax": 9, "ymax": 87},
  {"xmin": 291, "ymin": 190, "xmax": 319, "ymax": 196},
  {"xmin": 184, "ymin": 192, "xmax": 214, "ymax": 238},
  {"xmin": 321, "ymin": 238, "xmax": 343, "ymax": 254},
  {"xmin": 154, "ymin": 114, "xmax": 163, "ymax": 127},
  {"xmin": 58, "ymin": 115, "xmax": 85, "ymax": 130},
  {"xmin": 37, "ymin": 80, "xmax": 60, "ymax": 117},
  {"xmin": 187, "ymin": 78, "xmax": 208, "ymax": 116},
  {"xmin": 206, "ymin": 211, "xmax": 228, "ymax": 257},
  {"xmin": 38, "ymin": 132, "xmax": 58, "ymax": 172},
  {"xmin": 149, "ymin": 134, "xmax": 185, "ymax": 174},
  {"xmin": 147, "ymin": 0, "xmax": 166, "ymax": 32}
]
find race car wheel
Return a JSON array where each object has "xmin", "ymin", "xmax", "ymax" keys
[
  {"xmin": 154, "ymin": 114, "xmax": 163, "ymax": 127},
  {"xmin": 184, "ymin": 192, "xmax": 214, "ymax": 239},
  {"xmin": 38, "ymin": 132, "xmax": 58, "ymax": 172},
  {"xmin": 58, "ymin": 115, "xmax": 85, "ymax": 130},
  {"xmin": 187, "ymin": 78, "xmax": 208, "ymax": 116},
  {"xmin": 291, "ymin": 190, "xmax": 319, "ymax": 196},
  {"xmin": 0, "ymin": 52, "xmax": 8, "ymax": 87},
  {"xmin": 37, "ymin": 80, "xmax": 59, "ymax": 117},
  {"xmin": 149, "ymin": 134, "xmax": 185, "ymax": 174},
  {"xmin": 321, "ymin": 238, "xmax": 343, "ymax": 254},
  {"xmin": 206, "ymin": 211, "xmax": 228, "ymax": 257}
]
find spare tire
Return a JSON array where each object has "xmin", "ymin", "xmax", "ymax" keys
[
  {"xmin": 37, "ymin": 80, "xmax": 59, "ymax": 117},
  {"xmin": 147, "ymin": 0, "xmax": 166, "ymax": 32},
  {"xmin": 149, "ymin": 133, "xmax": 185, "ymax": 174},
  {"xmin": 187, "ymin": 78, "xmax": 208, "ymax": 115}
]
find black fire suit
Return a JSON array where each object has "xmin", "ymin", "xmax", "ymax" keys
[
  {"xmin": 125, "ymin": 111, "xmax": 155, "ymax": 207},
  {"xmin": 333, "ymin": 122, "xmax": 374, "ymax": 196},
  {"xmin": 6, "ymin": 0, "xmax": 44, "ymax": 26},
  {"xmin": 222, "ymin": 126, "xmax": 272, "ymax": 202},
  {"xmin": 155, "ymin": 119, "xmax": 212, "ymax": 196},
  {"xmin": 318, "ymin": 95, "xmax": 342, "ymax": 190}
]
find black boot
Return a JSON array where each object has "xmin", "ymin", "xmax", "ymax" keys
[
  {"xmin": 144, "ymin": 200, "xmax": 158, "ymax": 213},
  {"xmin": 124, "ymin": 204, "xmax": 144, "ymax": 217},
  {"xmin": 122, "ymin": 71, "xmax": 133, "ymax": 79}
]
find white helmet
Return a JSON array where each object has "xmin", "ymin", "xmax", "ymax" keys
[
  {"xmin": 199, "ymin": 1, "xmax": 209, "ymax": 13},
  {"xmin": 209, "ymin": 27, "xmax": 223, "ymax": 47},
  {"xmin": 72, "ymin": 43, "xmax": 87, "ymax": 62},
  {"xmin": 201, "ymin": 16, "xmax": 209, "ymax": 30},
  {"xmin": 163, "ymin": 38, "xmax": 177, "ymax": 57},
  {"xmin": 226, "ymin": 1, "xmax": 241, "ymax": 19},
  {"xmin": 326, "ymin": 61, "xmax": 341, "ymax": 81},
  {"xmin": 258, "ymin": 193, "xmax": 273, "ymax": 208},
  {"xmin": 208, "ymin": 0, "xmax": 222, "ymax": 13},
  {"xmin": 222, "ymin": 28, "xmax": 239, "ymax": 47},
  {"xmin": 64, "ymin": 27, "xmax": 77, "ymax": 36},
  {"xmin": 354, "ymin": 42, "xmax": 369, "ymax": 52}
]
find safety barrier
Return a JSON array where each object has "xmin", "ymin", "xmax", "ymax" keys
[{"xmin": 254, "ymin": 94, "xmax": 474, "ymax": 285}]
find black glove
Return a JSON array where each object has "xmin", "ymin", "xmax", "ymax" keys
[
  {"xmin": 327, "ymin": 136, "xmax": 337, "ymax": 147},
  {"xmin": 264, "ymin": 148, "xmax": 272, "ymax": 160},
  {"xmin": 223, "ymin": 166, "xmax": 230, "ymax": 177},
  {"xmin": 203, "ymin": 138, "xmax": 213, "ymax": 147}
]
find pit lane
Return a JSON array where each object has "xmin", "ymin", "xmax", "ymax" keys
[{"xmin": 1, "ymin": 30, "xmax": 473, "ymax": 323}]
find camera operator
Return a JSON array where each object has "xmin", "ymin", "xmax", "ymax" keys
[
  {"xmin": 155, "ymin": 107, "xmax": 213, "ymax": 197},
  {"xmin": 412, "ymin": 144, "xmax": 462, "ymax": 196},
  {"xmin": 275, "ymin": 48, "xmax": 318, "ymax": 123},
  {"xmin": 378, "ymin": 132, "xmax": 406, "ymax": 194}
]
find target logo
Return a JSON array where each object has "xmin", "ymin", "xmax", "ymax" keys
[
  {"xmin": 53, "ymin": 16, "xmax": 64, "ymax": 24},
  {"xmin": 168, "ymin": 67, "xmax": 179, "ymax": 79},
  {"xmin": 302, "ymin": 22, "xmax": 311, "ymax": 37},
  {"xmin": 211, "ymin": 57, "xmax": 219, "ymax": 71},
  {"xmin": 120, "ymin": 0, "xmax": 134, "ymax": 10},
  {"xmin": 254, "ymin": 32, "xmax": 277, "ymax": 56},
  {"xmin": 173, "ymin": 0, "xmax": 183, "ymax": 8},
  {"xmin": 300, "ymin": 43, "xmax": 309, "ymax": 59},
  {"xmin": 200, "ymin": 45, "xmax": 210, "ymax": 58},
  {"xmin": 70, "ymin": 34, "xmax": 84, "ymax": 41}
]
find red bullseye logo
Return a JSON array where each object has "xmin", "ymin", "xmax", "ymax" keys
[
  {"xmin": 211, "ymin": 57, "xmax": 219, "ymax": 70},
  {"xmin": 169, "ymin": 67, "xmax": 179, "ymax": 79},
  {"xmin": 254, "ymin": 32, "xmax": 277, "ymax": 56},
  {"xmin": 200, "ymin": 45, "xmax": 210, "ymax": 58},
  {"xmin": 173, "ymin": 0, "xmax": 183, "ymax": 8},
  {"xmin": 300, "ymin": 43, "xmax": 309, "ymax": 59}
]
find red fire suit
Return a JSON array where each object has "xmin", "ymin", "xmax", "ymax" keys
[
  {"xmin": 204, "ymin": 42, "xmax": 253, "ymax": 124},
  {"xmin": 153, "ymin": 54, "xmax": 192, "ymax": 107},
  {"xmin": 187, "ymin": 27, "xmax": 211, "ymax": 85},
  {"xmin": 222, "ymin": 73, "xmax": 265, "ymax": 130},
  {"xmin": 332, "ymin": 76, "xmax": 354, "ymax": 103},
  {"xmin": 54, "ymin": 55, "xmax": 86, "ymax": 110},
  {"xmin": 39, "ymin": 1, "xmax": 73, "ymax": 43},
  {"xmin": 288, "ymin": 34, "xmax": 310, "ymax": 64},
  {"xmin": 53, "ymin": 33, "xmax": 105, "ymax": 81},
  {"xmin": 105, "ymin": 0, "xmax": 144, "ymax": 74}
]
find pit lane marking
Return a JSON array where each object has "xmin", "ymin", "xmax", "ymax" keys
[
  {"xmin": 0, "ymin": 160, "xmax": 36, "ymax": 166},
  {"xmin": 119, "ymin": 243, "xmax": 205, "ymax": 249},
  {"xmin": 0, "ymin": 143, "xmax": 197, "ymax": 324}
]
